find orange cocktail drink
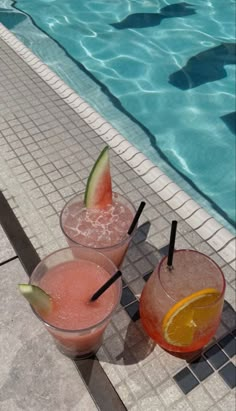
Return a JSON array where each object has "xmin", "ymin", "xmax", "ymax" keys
[
  {"xmin": 30, "ymin": 247, "xmax": 122, "ymax": 358},
  {"xmin": 140, "ymin": 250, "xmax": 225, "ymax": 353}
]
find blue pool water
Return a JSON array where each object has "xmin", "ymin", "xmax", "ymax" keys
[{"xmin": 1, "ymin": 0, "xmax": 236, "ymax": 231}]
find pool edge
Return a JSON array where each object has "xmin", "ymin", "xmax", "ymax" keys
[{"xmin": 0, "ymin": 23, "xmax": 235, "ymax": 268}]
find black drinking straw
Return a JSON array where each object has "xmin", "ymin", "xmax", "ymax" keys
[
  {"xmin": 127, "ymin": 201, "xmax": 146, "ymax": 235},
  {"xmin": 167, "ymin": 220, "xmax": 178, "ymax": 269},
  {"xmin": 90, "ymin": 270, "xmax": 122, "ymax": 302}
]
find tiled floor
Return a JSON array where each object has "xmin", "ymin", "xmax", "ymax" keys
[{"xmin": 0, "ymin": 23, "xmax": 235, "ymax": 411}]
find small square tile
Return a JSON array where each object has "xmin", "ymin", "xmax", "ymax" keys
[
  {"xmin": 41, "ymin": 183, "xmax": 56, "ymax": 195},
  {"xmin": 222, "ymin": 265, "xmax": 236, "ymax": 283},
  {"xmin": 218, "ymin": 334, "xmax": 236, "ymax": 358},
  {"xmin": 173, "ymin": 367, "xmax": 199, "ymax": 394},
  {"xmin": 115, "ymin": 352, "xmax": 140, "ymax": 379},
  {"xmin": 218, "ymin": 391, "xmax": 236, "ymax": 410},
  {"xmin": 135, "ymin": 322, "xmax": 154, "ymax": 349},
  {"xmin": 143, "ymin": 357, "xmax": 169, "ymax": 385},
  {"xmin": 224, "ymin": 285, "xmax": 236, "ymax": 311},
  {"xmin": 189, "ymin": 356, "xmax": 214, "ymax": 381},
  {"xmin": 126, "ymin": 246, "xmax": 144, "ymax": 263},
  {"xmin": 126, "ymin": 371, "xmax": 153, "ymax": 400},
  {"xmin": 138, "ymin": 391, "xmax": 166, "ymax": 411},
  {"xmin": 218, "ymin": 362, "xmax": 236, "ymax": 388},
  {"xmin": 171, "ymin": 398, "xmax": 194, "ymax": 411},
  {"xmin": 187, "ymin": 385, "xmax": 214, "ymax": 411},
  {"xmin": 121, "ymin": 287, "xmax": 137, "ymax": 307},
  {"xmin": 159, "ymin": 351, "xmax": 185, "ymax": 375},
  {"xmin": 115, "ymin": 382, "xmax": 136, "ymax": 408},
  {"xmin": 125, "ymin": 301, "xmax": 140, "ymax": 321},
  {"xmin": 133, "ymin": 228, "xmax": 149, "ymax": 245},
  {"xmin": 134, "ymin": 257, "xmax": 153, "ymax": 276},
  {"xmin": 111, "ymin": 309, "xmax": 131, "ymax": 332},
  {"xmin": 204, "ymin": 344, "xmax": 229, "ymax": 369},
  {"xmin": 157, "ymin": 379, "xmax": 182, "ymax": 407},
  {"xmin": 129, "ymin": 277, "xmax": 145, "ymax": 298},
  {"xmin": 214, "ymin": 322, "xmax": 229, "ymax": 339},
  {"xmin": 203, "ymin": 373, "xmax": 229, "ymax": 400},
  {"xmin": 221, "ymin": 302, "xmax": 236, "ymax": 329},
  {"xmin": 47, "ymin": 191, "xmax": 62, "ymax": 203},
  {"xmin": 38, "ymin": 205, "xmax": 55, "ymax": 218}
]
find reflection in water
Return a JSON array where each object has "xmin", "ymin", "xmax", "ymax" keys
[
  {"xmin": 0, "ymin": 9, "xmax": 26, "ymax": 29},
  {"xmin": 110, "ymin": 2, "xmax": 196, "ymax": 30},
  {"xmin": 221, "ymin": 112, "xmax": 236, "ymax": 135},
  {"xmin": 169, "ymin": 43, "xmax": 236, "ymax": 89}
]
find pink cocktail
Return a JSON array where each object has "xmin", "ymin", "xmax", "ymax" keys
[
  {"xmin": 60, "ymin": 192, "xmax": 136, "ymax": 267},
  {"xmin": 30, "ymin": 247, "xmax": 122, "ymax": 358}
]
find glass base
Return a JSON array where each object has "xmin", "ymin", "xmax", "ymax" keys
[{"xmin": 54, "ymin": 341, "xmax": 100, "ymax": 360}]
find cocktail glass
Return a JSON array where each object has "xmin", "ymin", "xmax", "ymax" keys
[
  {"xmin": 60, "ymin": 192, "xmax": 136, "ymax": 267},
  {"xmin": 140, "ymin": 249, "xmax": 225, "ymax": 353},
  {"xmin": 29, "ymin": 247, "xmax": 122, "ymax": 359}
]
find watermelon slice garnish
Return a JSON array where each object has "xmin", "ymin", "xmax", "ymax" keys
[
  {"xmin": 18, "ymin": 284, "xmax": 52, "ymax": 314},
  {"xmin": 84, "ymin": 146, "xmax": 112, "ymax": 209}
]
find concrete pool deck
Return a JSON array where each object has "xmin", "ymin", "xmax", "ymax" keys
[{"xmin": 0, "ymin": 23, "xmax": 235, "ymax": 411}]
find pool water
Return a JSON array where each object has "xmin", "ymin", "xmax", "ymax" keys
[{"xmin": 1, "ymin": 0, "xmax": 235, "ymax": 232}]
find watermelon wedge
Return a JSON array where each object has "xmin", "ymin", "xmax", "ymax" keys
[
  {"xmin": 84, "ymin": 146, "xmax": 112, "ymax": 208},
  {"xmin": 18, "ymin": 284, "xmax": 52, "ymax": 314}
]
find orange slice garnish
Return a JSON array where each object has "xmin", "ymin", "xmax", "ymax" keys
[{"xmin": 162, "ymin": 288, "xmax": 221, "ymax": 347}]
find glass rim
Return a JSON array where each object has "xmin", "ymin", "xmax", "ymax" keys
[
  {"xmin": 29, "ymin": 246, "xmax": 122, "ymax": 334},
  {"xmin": 157, "ymin": 249, "xmax": 226, "ymax": 307},
  {"xmin": 59, "ymin": 191, "xmax": 137, "ymax": 250}
]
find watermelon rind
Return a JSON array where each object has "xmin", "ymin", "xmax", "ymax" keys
[
  {"xmin": 18, "ymin": 283, "xmax": 52, "ymax": 313},
  {"xmin": 84, "ymin": 145, "xmax": 112, "ymax": 208}
]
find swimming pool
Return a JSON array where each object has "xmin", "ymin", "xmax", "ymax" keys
[{"xmin": 1, "ymin": 0, "xmax": 235, "ymax": 232}]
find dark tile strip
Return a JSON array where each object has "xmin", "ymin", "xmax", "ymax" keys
[
  {"xmin": 124, "ymin": 300, "xmax": 140, "ymax": 321},
  {"xmin": 218, "ymin": 334, "xmax": 236, "ymax": 358},
  {"xmin": 75, "ymin": 356, "xmax": 127, "ymax": 411},
  {"xmin": 0, "ymin": 191, "xmax": 127, "ymax": 411},
  {"xmin": 121, "ymin": 286, "xmax": 137, "ymax": 307},
  {"xmin": 173, "ymin": 367, "xmax": 199, "ymax": 394},
  {"xmin": 0, "ymin": 192, "xmax": 40, "ymax": 275},
  {"xmin": 189, "ymin": 355, "xmax": 214, "ymax": 381},
  {"xmin": 204, "ymin": 344, "xmax": 229, "ymax": 369},
  {"xmin": 218, "ymin": 363, "xmax": 236, "ymax": 389}
]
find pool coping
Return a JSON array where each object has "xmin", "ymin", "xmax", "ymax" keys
[{"xmin": 0, "ymin": 23, "xmax": 235, "ymax": 268}]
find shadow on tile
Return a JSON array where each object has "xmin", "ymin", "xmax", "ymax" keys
[
  {"xmin": 132, "ymin": 221, "xmax": 151, "ymax": 244},
  {"xmin": 102, "ymin": 319, "xmax": 156, "ymax": 366}
]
